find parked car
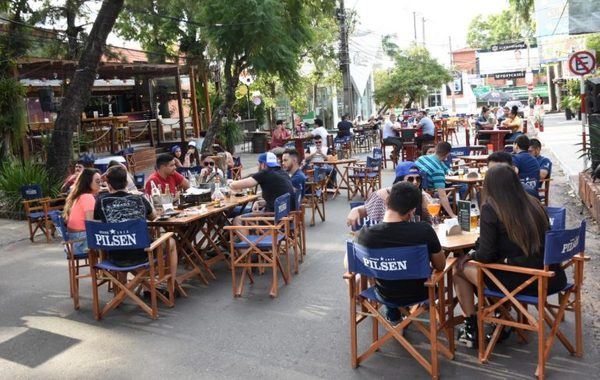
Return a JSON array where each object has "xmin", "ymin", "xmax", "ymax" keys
[
  {"xmin": 425, "ymin": 106, "xmax": 449, "ymax": 118},
  {"xmin": 401, "ymin": 108, "xmax": 419, "ymax": 121}
]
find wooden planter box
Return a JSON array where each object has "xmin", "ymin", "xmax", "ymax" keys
[{"xmin": 579, "ymin": 171, "xmax": 600, "ymax": 222}]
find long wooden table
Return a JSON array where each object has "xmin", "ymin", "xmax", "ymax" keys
[
  {"xmin": 445, "ymin": 175, "xmax": 484, "ymax": 200},
  {"xmin": 434, "ymin": 224, "xmax": 479, "ymax": 255},
  {"xmin": 149, "ymin": 194, "xmax": 258, "ymax": 285}
]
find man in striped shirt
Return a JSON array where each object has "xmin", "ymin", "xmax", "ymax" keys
[{"xmin": 415, "ymin": 142, "xmax": 457, "ymax": 218}]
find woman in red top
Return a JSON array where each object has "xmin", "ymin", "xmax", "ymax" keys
[
  {"xmin": 271, "ymin": 119, "xmax": 290, "ymax": 148},
  {"xmin": 63, "ymin": 168, "xmax": 102, "ymax": 254}
]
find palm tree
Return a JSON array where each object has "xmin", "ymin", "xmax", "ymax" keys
[{"xmin": 509, "ymin": 0, "xmax": 534, "ymax": 25}]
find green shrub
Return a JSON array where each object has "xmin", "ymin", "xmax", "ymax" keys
[{"xmin": 0, "ymin": 156, "xmax": 62, "ymax": 218}]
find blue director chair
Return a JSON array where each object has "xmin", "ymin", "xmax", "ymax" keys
[
  {"xmin": 344, "ymin": 242, "xmax": 456, "ymax": 378},
  {"xmin": 85, "ymin": 219, "xmax": 175, "ymax": 320},
  {"xmin": 473, "ymin": 220, "xmax": 589, "ymax": 379}
]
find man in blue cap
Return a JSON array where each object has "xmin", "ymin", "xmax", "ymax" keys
[
  {"xmin": 229, "ymin": 152, "xmax": 295, "ymax": 212},
  {"xmin": 346, "ymin": 161, "xmax": 432, "ymax": 228}
]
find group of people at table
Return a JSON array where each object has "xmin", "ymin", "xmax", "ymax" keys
[{"xmin": 346, "ymin": 135, "xmax": 556, "ymax": 348}]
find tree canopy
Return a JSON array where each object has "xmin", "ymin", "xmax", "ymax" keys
[
  {"xmin": 466, "ymin": 10, "xmax": 523, "ymax": 50},
  {"xmin": 374, "ymin": 44, "xmax": 451, "ymax": 109}
]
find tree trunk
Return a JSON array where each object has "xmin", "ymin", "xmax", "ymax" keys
[{"xmin": 46, "ymin": 0, "xmax": 124, "ymax": 178}]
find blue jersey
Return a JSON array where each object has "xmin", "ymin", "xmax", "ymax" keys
[
  {"xmin": 536, "ymin": 155, "xmax": 552, "ymax": 178},
  {"xmin": 513, "ymin": 151, "xmax": 540, "ymax": 191}
]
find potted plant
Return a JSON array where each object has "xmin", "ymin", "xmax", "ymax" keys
[{"xmin": 560, "ymin": 96, "xmax": 573, "ymax": 120}]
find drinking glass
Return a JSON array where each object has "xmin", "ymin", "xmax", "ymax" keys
[{"xmin": 427, "ymin": 199, "xmax": 441, "ymax": 225}]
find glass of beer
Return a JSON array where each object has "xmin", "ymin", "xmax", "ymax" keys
[
  {"xmin": 470, "ymin": 214, "xmax": 479, "ymax": 230},
  {"xmin": 426, "ymin": 199, "xmax": 441, "ymax": 225}
]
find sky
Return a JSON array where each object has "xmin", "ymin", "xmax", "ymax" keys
[{"xmin": 346, "ymin": 0, "xmax": 510, "ymax": 66}]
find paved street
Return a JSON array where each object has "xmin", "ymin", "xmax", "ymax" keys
[{"xmin": 1, "ymin": 135, "xmax": 599, "ymax": 379}]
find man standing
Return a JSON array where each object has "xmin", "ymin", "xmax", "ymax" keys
[
  {"xmin": 414, "ymin": 110, "xmax": 435, "ymax": 149},
  {"xmin": 94, "ymin": 166, "xmax": 178, "ymax": 277},
  {"xmin": 337, "ymin": 114, "xmax": 353, "ymax": 138},
  {"xmin": 354, "ymin": 182, "xmax": 445, "ymax": 324},
  {"xmin": 382, "ymin": 113, "xmax": 403, "ymax": 153},
  {"xmin": 145, "ymin": 153, "xmax": 190, "ymax": 195},
  {"xmin": 528, "ymin": 138, "xmax": 552, "ymax": 180},
  {"xmin": 415, "ymin": 142, "xmax": 457, "ymax": 218},
  {"xmin": 512, "ymin": 135, "xmax": 540, "ymax": 194},
  {"xmin": 282, "ymin": 149, "xmax": 306, "ymax": 196},
  {"xmin": 229, "ymin": 152, "xmax": 295, "ymax": 212}
]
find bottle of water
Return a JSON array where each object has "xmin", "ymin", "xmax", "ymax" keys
[
  {"xmin": 187, "ymin": 170, "xmax": 197, "ymax": 187},
  {"xmin": 211, "ymin": 178, "xmax": 225, "ymax": 207}
]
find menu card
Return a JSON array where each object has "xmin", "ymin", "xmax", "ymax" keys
[{"xmin": 457, "ymin": 200, "xmax": 471, "ymax": 232}]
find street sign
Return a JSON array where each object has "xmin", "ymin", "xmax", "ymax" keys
[{"xmin": 568, "ymin": 51, "xmax": 596, "ymax": 76}]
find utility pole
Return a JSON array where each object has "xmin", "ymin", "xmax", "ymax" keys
[
  {"xmin": 422, "ymin": 17, "xmax": 426, "ymax": 47},
  {"xmin": 413, "ymin": 12, "xmax": 417, "ymax": 43},
  {"xmin": 449, "ymin": 35, "xmax": 456, "ymax": 114},
  {"xmin": 337, "ymin": 0, "xmax": 354, "ymax": 119}
]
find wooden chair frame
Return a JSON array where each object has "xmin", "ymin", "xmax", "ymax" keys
[
  {"xmin": 344, "ymin": 254, "xmax": 457, "ymax": 379},
  {"xmin": 347, "ymin": 158, "xmax": 382, "ymax": 201},
  {"xmin": 304, "ymin": 170, "xmax": 327, "ymax": 226},
  {"xmin": 539, "ymin": 178, "xmax": 551, "ymax": 207},
  {"xmin": 89, "ymin": 229, "xmax": 176, "ymax": 320},
  {"xmin": 224, "ymin": 214, "xmax": 292, "ymax": 298},
  {"xmin": 22, "ymin": 190, "xmax": 65, "ymax": 242},
  {"xmin": 472, "ymin": 222, "xmax": 589, "ymax": 379}
]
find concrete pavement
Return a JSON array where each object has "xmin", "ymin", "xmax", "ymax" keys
[{"xmin": 0, "ymin": 134, "xmax": 599, "ymax": 379}]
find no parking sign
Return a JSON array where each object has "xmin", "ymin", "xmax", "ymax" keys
[{"xmin": 569, "ymin": 51, "xmax": 596, "ymax": 76}]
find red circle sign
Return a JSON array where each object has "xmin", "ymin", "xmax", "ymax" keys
[{"xmin": 568, "ymin": 51, "xmax": 596, "ymax": 76}]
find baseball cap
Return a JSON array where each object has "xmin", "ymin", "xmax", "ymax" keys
[
  {"xmin": 188, "ymin": 141, "xmax": 197, "ymax": 147},
  {"xmin": 395, "ymin": 161, "xmax": 420, "ymax": 178},
  {"xmin": 258, "ymin": 152, "xmax": 280, "ymax": 168}
]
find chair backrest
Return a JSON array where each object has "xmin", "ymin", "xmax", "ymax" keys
[
  {"xmin": 49, "ymin": 212, "xmax": 68, "ymax": 241},
  {"xmin": 347, "ymin": 241, "xmax": 431, "ymax": 280},
  {"xmin": 547, "ymin": 207, "xmax": 566, "ymax": 231},
  {"xmin": 85, "ymin": 219, "xmax": 151, "ymax": 252},
  {"xmin": 233, "ymin": 156, "xmax": 242, "ymax": 167},
  {"xmin": 366, "ymin": 156, "xmax": 381, "ymax": 169},
  {"xmin": 543, "ymin": 220, "xmax": 586, "ymax": 266},
  {"xmin": 295, "ymin": 189, "xmax": 303, "ymax": 209},
  {"xmin": 450, "ymin": 146, "xmax": 470, "ymax": 157},
  {"xmin": 372, "ymin": 148, "xmax": 383, "ymax": 160},
  {"xmin": 134, "ymin": 174, "xmax": 145, "ymax": 189},
  {"xmin": 21, "ymin": 184, "xmax": 43, "ymax": 200},
  {"xmin": 274, "ymin": 193, "xmax": 291, "ymax": 222}
]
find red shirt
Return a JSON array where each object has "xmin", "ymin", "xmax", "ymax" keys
[{"xmin": 145, "ymin": 171, "xmax": 185, "ymax": 195}]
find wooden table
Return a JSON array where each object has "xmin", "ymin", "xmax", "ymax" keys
[
  {"xmin": 313, "ymin": 158, "xmax": 357, "ymax": 199},
  {"xmin": 445, "ymin": 175, "xmax": 484, "ymax": 200},
  {"xmin": 434, "ymin": 224, "xmax": 479, "ymax": 254},
  {"xmin": 149, "ymin": 194, "xmax": 258, "ymax": 285},
  {"xmin": 476, "ymin": 130, "xmax": 510, "ymax": 153}
]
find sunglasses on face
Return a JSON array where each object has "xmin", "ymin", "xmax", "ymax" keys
[
  {"xmin": 203, "ymin": 161, "xmax": 215, "ymax": 167},
  {"xmin": 315, "ymin": 141, "xmax": 322, "ymax": 144},
  {"xmin": 405, "ymin": 175, "xmax": 421, "ymax": 183}
]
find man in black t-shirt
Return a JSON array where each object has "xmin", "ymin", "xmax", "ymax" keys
[
  {"xmin": 337, "ymin": 114, "xmax": 353, "ymax": 138},
  {"xmin": 355, "ymin": 182, "xmax": 445, "ymax": 324},
  {"xmin": 94, "ymin": 167, "xmax": 177, "ymax": 276},
  {"xmin": 229, "ymin": 152, "xmax": 295, "ymax": 212}
]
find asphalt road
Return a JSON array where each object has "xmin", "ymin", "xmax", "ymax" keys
[{"xmin": 1, "ymin": 133, "xmax": 599, "ymax": 379}]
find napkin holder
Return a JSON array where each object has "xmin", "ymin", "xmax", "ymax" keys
[
  {"xmin": 466, "ymin": 171, "xmax": 480, "ymax": 179},
  {"xmin": 445, "ymin": 218, "xmax": 462, "ymax": 236}
]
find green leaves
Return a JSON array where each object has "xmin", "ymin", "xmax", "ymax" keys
[
  {"xmin": 466, "ymin": 10, "xmax": 524, "ymax": 50},
  {"xmin": 374, "ymin": 45, "xmax": 452, "ymax": 109}
]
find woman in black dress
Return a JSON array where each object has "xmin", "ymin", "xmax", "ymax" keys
[{"xmin": 453, "ymin": 164, "xmax": 566, "ymax": 347}]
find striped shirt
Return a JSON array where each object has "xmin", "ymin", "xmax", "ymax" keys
[{"xmin": 415, "ymin": 154, "xmax": 449, "ymax": 189}]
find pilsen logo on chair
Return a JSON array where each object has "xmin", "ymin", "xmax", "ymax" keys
[
  {"xmin": 93, "ymin": 228, "xmax": 139, "ymax": 247},
  {"xmin": 561, "ymin": 236, "xmax": 580, "ymax": 254},
  {"xmin": 362, "ymin": 257, "xmax": 408, "ymax": 272}
]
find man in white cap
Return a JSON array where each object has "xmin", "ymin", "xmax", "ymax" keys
[{"xmin": 229, "ymin": 152, "xmax": 295, "ymax": 212}]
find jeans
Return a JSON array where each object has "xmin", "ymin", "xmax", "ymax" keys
[
  {"xmin": 383, "ymin": 137, "xmax": 403, "ymax": 153},
  {"xmin": 68, "ymin": 230, "xmax": 88, "ymax": 255}
]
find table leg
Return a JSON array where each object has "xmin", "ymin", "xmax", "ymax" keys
[{"xmin": 169, "ymin": 224, "xmax": 215, "ymax": 284}]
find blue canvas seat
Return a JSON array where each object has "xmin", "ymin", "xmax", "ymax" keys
[
  {"xmin": 21, "ymin": 184, "xmax": 65, "ymax": 242},
  {"xmin": 472, "ymin": 220, "xmax": 589, "ymax": 379},
  {"xmin": 85, "ymin": 219, "xmax": 176, "ymax": 320},
  {"xmin": 344, "ymin": 242, "xmax": 457, "ymax": 378},
  {"xmin": 224, "ymin": 193, "xmax": 293, "ymax": 298}
]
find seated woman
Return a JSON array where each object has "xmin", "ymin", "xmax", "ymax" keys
[
  {"xmin": 63, "ymin": 168, "xmax": 102, "ymax": 254},
  {"xmin": 501, "ymin": 105, "xmax": 523, "ymax": 141},
  {"xmin": 453, "ymin": 164, "xmax": 566, "ymax": 348},
  {"xmin": 271, "ymin": 119, "xmax": 290, "ymax": 148},
  {"xmin": 183, "ymin": 141, "xmax": 201, "ymax": 168},
  {"xmin": 171, "ymin": 145, "xmax": 184, "ymax": 168},
  {"xmin": 346, "ymin": 161, "xmax": 433, "ymax": 228},
  {"xmin": 105, "ymin": 160, "xmax": 137, "ymax": 193}
]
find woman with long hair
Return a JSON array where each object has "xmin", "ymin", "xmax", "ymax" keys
[
  {"xmin": 453, "ymin": 164, "xmax": 566, "ymax": 348},
  {"xmin": 183, "ymin": 141, "xmax": 200, "ymax": 167},
  {"xmin": 63, "ymin": 168, "xmax": 102, "ymax": 254}
]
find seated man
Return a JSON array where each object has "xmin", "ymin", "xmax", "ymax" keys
[
  {"xmin": 415, "ymin": 142, "xmax": 457, "ymax": 218},
  {"xmin": 305, "ymin": 135, "xmax": 336, "ymax": 187},
  {"xmin": 414, "ymin": 111, "xmax": 435, "ymax": 149},
  {"xmin": 306, "ymin": 118, "xmax": 329, "ymax": 143},
  {"xmin": 354, "ymin": 182, "xmax": 445, "ymax": 323},
  {"xmin": 61, "ymin": 160, "xmax": 85, "ymax": 193},
  {"xmin": 528, "ymin": 138, "xmax": 552, "ymax": 180},
  {"xmin": 198, "ymin": 154, "xmax": 224, "ymax": 184},
  {"xmin": 337, "ymin": 114, "xmax": 353, "ymax": 138},
  {"xmin": 475, "ymin": 106, "xmax": 492, "ymax": 143},
  {"xmin": 512, "ymin": 135, "xmax": 540, "ymax": 196},
  {"xmin": 94, "ymin": 166, "xmax": 177, "ymax": 279},
  {"xmin": 282, "ymin": 149, "xmax": 306, "ymax": 196},
  {"xmin": 145, "ymin": 153, "xmax": 190, "ymax": 195},
  {"xmin": 382, "ymin": 113, "xmax": 403, "ymax": 153},
  {"xmin": 229, "ymin": 152, "xmax": 295, "ymax": 212}
]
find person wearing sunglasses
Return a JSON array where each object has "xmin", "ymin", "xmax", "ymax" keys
[
  {"xmin": 346, "ymin": 161, "xmax": 433, "ymax": 229},
  {"xmin": 198, "ymin": 154, "xmax": 224, "ymax": 183}
]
